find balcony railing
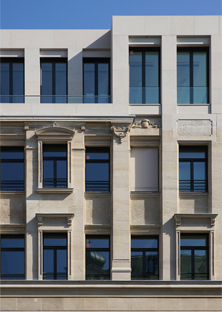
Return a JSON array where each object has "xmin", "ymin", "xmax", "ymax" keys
[
  {"xmin": 43, "ymin": 178, "xmax": 67, "ymax": 188},
  {"xmin": 129, "ymin": 86, "xmax": 160, "ymax": 104},
  {"xmin": 0, "ymin": 180, "xmax": 24, "ymax": 192},
  {"xmin": 0, "ymin": 95, "xmax": 111, "ymax": 103},
  {"xmin": 85, "ymin": 181, "xmax": 110, "ymax": 192},
  {"xmin": 179, "ymin": 180, "xmax": 207, "ymax": 192}
]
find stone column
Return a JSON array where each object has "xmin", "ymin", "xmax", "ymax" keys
[
  {"xmin": 111, "ymin": 125, "xmax": 131, "ymax": 280},
  {"xmin": 161, "ymin": 35, "xmax": 178, "ymax": 280}
]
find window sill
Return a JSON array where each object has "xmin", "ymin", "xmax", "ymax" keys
[
  {"xmin": 37, "ymin": 188, "xmax": 73, "ymax": 194},
  {"xmin": 0, "ymin": 191, "xmax": 25, "ymax": 195},
  {"xmin": 179, "ymin": 192, "xmax": 208, "ymax": 196},
  {"xmin": 85, "ymin": 192, "xmax": 111, "ymax": 198},
  {"xmin": 130, "ymin": 191, "xmax": 160, "ymax": 198}
]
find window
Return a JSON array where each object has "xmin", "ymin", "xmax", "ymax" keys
[
  {"xmin": 177, "ymin": 48, "xmax": 209, "ymax": 104},
  {"xmin": 0, "ymin": 235, "xmax": 25, "ymax": 280},
  {"xmin": 0, "ymin": 147, "xmax": 24, "ymax": 192},
  {"xmin": 179, "ymin": 146, "xmax": 207, "ymax": 192},
  {"xmin": 85, "ymin": 147, "xmax": 110, "ymax": 192},
  {"xmin": 130, "ymin": 147, "xmax": 158, "ymax": 192},
  {"xmin": 43, "ymin": 144, "xmax": 67, "ymax": 188},
  {"xmin": 43, "ymin": 233, "xmax": 67, "ymax": 280},
  {"xmin": 129, "ymin": 48, "xmax": 160, "ymax": 104},
  {"xmin": 83, "ymin": 58, "xmax": 110, "ymax": 103},
  {"xmin": 180, "ymin": 233, "xmax": 209, "ymax": 280},
  {"xmin": 0, "ymin": 58, "xmax": 24, "ymax": 103},
  {"xmin": 86, "ymin": 235, "xmax": 110, "ymax": 280},
  {"xmin": 40, "ymin": 58, "xmax": 67, "ymax": 103},
  {"xmin": 131, "ymin": 236, "xmax": 159, "ymax": 280}
]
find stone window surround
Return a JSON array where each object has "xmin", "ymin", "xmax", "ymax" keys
[
  {"xmin": 174, "ymin": 213, "xmax": 217, "ymax": 281},
  {"xmin": 35, "ymin": 124, "xmax": 75, "ymax": 193},
  {"xmin": 36, "ymin": 213, "xmax": 74, "ymax": 280}
]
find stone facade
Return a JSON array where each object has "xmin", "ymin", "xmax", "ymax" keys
[{"xmin": 0, "ymin": 15, "xmax": 222, "ymax": 312}]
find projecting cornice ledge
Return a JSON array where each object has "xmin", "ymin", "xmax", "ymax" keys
[
  {"xmin": 174, "ymin": 213, "xmax": 218, "ymax": 227},
  {"xmin": 36, "ymin": 213, "xmax": 74, "ymax": 227}
]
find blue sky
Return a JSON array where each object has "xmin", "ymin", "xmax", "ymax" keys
[{"xmin": 0, "ymin": 0, "xmax": 221, "ymax": 29}]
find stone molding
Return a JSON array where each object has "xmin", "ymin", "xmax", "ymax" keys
[
  {"xmin": 36, "ymin": 213, "xmax": 74, "ymax": 227},
  {"xmin": 174, "ymin": 213, "xmax": 218, "ymax": 227}
]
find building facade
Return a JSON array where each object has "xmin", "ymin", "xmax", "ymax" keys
[{"xmin": 0, "ymin": 16, "xmax": 222, "ymax": 312}]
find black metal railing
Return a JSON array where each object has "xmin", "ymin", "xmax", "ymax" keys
[
  {"xmin": 179, "ymin": 180, "xmax": 207, "ymax": 192},
  {"xmin": 0, "ymin": 180, "xmax": 24, "ymax": 192},
  {"xmin": 43, "ymin": 178, "xmax": 67, "ymax": 188},
  {"xmin": 0, "ymin": 274, "xmax": 25, "ymax": 280},
  {"xmin": 86, "ymin": 181, "xmax": 109, "ymax": 192},
  {"xmin": 43, "ymin": 272, "xmax": 67, "ymax": 280}
]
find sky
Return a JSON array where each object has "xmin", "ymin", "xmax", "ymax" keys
[{"xmin": 0, "ymin": 0, "xmax": 221, "ymax": 29}]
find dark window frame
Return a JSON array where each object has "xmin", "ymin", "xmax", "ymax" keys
[
  {"xmin": 85, "ymin": 146, "xmax": 110, "ymax": 192},
  {"xmin": 180, "ymin": 233, "xmax": 209, "ymax": 280},
  {"xmin": 40, "ymin": 58, "xmax": 68, "ymax": 103},
  {"xmin": 0, "ymin": 234, "xmax": 25, "ymax": 280},
  {"xmin": 179, "ymin": 146, "xmax": 208, "ymax": 192},
  {"xmin": 131, "ymin": 235, "xmax": 159, "ymax": 280},
  {"xmin": 85, "ymin": 235, "xmax": 110, "ymax": 280},
  {"xmin": 0, "ymin": 57, "xmax": 24, "ymax": 103},
  {"xmin": 129, "ymin": 47, "xmax": 161, "ymax": 104},
  {"xmin": 43, "ymin": 144, "xmax": 67, "ymax": 188},
  {"xmin": 177, "ymin": 47, "xmax": 209, "ymax": 104},
  {"xmin": 0, "ymin": 146, "xmax": 25, "ymax": 192},
  {"xmin": 43, "ymin": 232, "xmax": 67, "ymax": 280},
  {"xmin": 83, "ymin": 58, "xmax": 110, "ymax": 103}
]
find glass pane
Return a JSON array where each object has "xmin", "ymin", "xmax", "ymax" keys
[
  {"xmin": 181, "ymin": 234, "xmax": 207, "ymax": 247},
  {"xmin": 0, "ymin": 63, "xmax": 10, "ymax": 102},
  {"xmin": 84, "ymin": 63, "xmax": 95, "ymax": 98},
  {"xmin": 43, "ymin": 160, "xmax": 54, "ymax": 179},
  {"xmin": 193, "ymin": 86, "xmax": 208, "ymax": 104},
  {"xmin": 57, "ymin": 249, "xmax": 67, "ymax": 279},
  {"xmin": 0, "ymin": 147, "xmax": 24, "ymax": 160},
  {"xmin": 129, "ymin": 52, "xmax": 142, "ymax": 87},
  {"xmin": 193, "ymin": 162, "xmax": 206, "ymax": 191},
  {"xmin": 43, "ymin": 249, "xmax": 54, "ymax": 279},
  {"xmin": 179, "ymin": 146, "xmax": 206, "ymax": 159},
  {"xmin": 145, "ymin": 87, "xmax": 159, "ymax": 104},
  {"xmin": 179, "ymin": 162, "xmax": 191, "ymax": 191},
  {"xmin": 86, "ymin": 236, "xmax": 109, "ymax": 248},
  {"xmin": 86, "ymin": 148, "xmax": 109, "ymax": 160},
  {"xmin": 56, "ymin": 160, "xmax": 67, "ymax": 188},
  {"xmin": 1, "ymin": 250, "xmax": 24, "ymax": 279},
  {"xmin": 194, "ymin": 250, "xmax": 208, "ymax": 279},
  {"xmin": 177, "ymin": 52, "xmax": 190, "ymax": 103},
  {"xmin": 180, "ymin": 249, "xmax": 192, "ymax": 279},
  {"xmin": 86, "ymin": 250, "xmax": 110, "ymax": 279},
  {"xmin": 145, "ymin": 52, "xmax": 159, "ymax": 87},
  {"xmin": 41, "ymin": 62, "xmax": 52, "ymax": 103},
  {"xmin": 98, "ymin": 63, "xmax": 109, "ymax": 96},
  {"xmin": 1, "ymin": 162, "xmax": 24, "ymax": 191},
  {"xmin": 12, "ymin": 63, "xmax": 24, "ymax": 102},
  {"xmin": 193, "ymin": 52, "xmax": 207, "ymax": 87},
  {"xmin": 131, "ymin": 237, "xmax": 158, "ymax": 249},
  {"xmin": 55, "ymin": 62, "xmax": 66, "ymax": 103},
  {"xmin": 43, "ymin": 144, "xmax": 67, "ymax": 157},
  {"xmin": 131, "ymin": 251, "xmax": 143, "ymax": 278},
  {"xmin": 44, "ymin": 233, "xmax": 67, "ymax": 246},
  {"xmin": 1, "ymin": 236, "xmax": 24, "ymax": 248},
  {"xmin": 145, "ymin": 251, "xmax": 158, "ymax": 279},
  {"xmin": 129, "ymin": 87, "xmax": 142, "ymax": 104}
]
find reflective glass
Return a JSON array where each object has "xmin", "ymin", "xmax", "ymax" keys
[
  {"xmin": 1, "ymin": 236, "xmax": 24, "ymax": 248},
  {"xmin": 131, "ymin": 237, "xmax": 158, "ymax": 249},
  {"xmin": 145, "ymin": 52, "xmax": 159, "ymax": 87},
  {"xmin": 181, "ymin": 235, "xmax": 207, "ymax": 247},
  {"xmin": 86, "ymin": 236, "xmax": 109, "ymax": 249},
  {"xmin": 98, "ymin": 63, "xmax": 109, "ymax": 96},
  {"xmin": 145, "ymin": 251, "xmax": 158, "ymax": 279},
  {"xmin": 86, "ymin": 250, "xmax": 110, "ymax": 279},
  {"xmin": 55, "ymin": 63, "xmax": 66, "ymax": 103},
  {"xmin": 0, "ymin": 63, "xmax": 10, "ymax": 102},
  {"xmin": 56, "ymin": 249, "xmax": 67, "ymax": 279},
  {"xmin": 43, "ymin": 144, "xmax": 66, "ymax": 157},
  {"xmin": 131, "ymin": 251, "xmax": 143, "ymax": 278},
  {"xmin": 43, "ymin": 249, "xmax": 54, "ymax": 275},
  {"xmin": 193, "ymin": 52, "xmax": 207, "ymax": 87},
  {"xmin": 84, "ymin": 63, "xmax": 95, "ymax": 102},
  {"xmin": 44, "ymin": 233, "xmax": 67, "ymax": 246},
  {"xmin": 194, "ymin": 250, "xmax": 208, "ymax": 279},
  {"xmin": 181, "ymin": 250, "xmax": 192, "ymax": 278},
  {"xmin": 1, "ymin": 147, "xmax": 24, "ymax": 160},
  {"xmin": 129, "ymin": 52, "xmax": 142, "ymax": 87},
  {"xmin": 41, "ymin": 62, "xmax": 52, "ymax": 103},
  {"xmin": 12, "ymin": 63, "xmax": 24, "ymax": 102}
]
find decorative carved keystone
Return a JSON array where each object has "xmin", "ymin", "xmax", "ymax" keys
[{"xmin": 131, "ymin": 119, "xmax": 159, "ymax": 129}]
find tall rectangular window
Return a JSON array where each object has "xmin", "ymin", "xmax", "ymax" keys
[
  {"xmin": 40, "ymin": 58, "xmax": 67, "ymax": 103},
  {"xmin": 180, "ymin": 233, "xmax": 209, "ymax": 280},
  {"xmin": 0, "ymin": 235, "xmax": 25, "ymax": 280},
  {"xmin": 0, "ymin": 147, "xmax": 24, "ymax": 192},
  {"xmin": 177, "ymin": 48, "xmax": 209, "ymax": 104},
  {"xmin": 179, "ymin": 146, "xmax": 207, "ymax": 192},
  {"xmin": 85, "ymin": 147, "xmax": 110, "ymax": 192},
  {"xmin": 83, "ymin": 58, "xmax": 110, "ymax": 103},
  {"xmin": 86, "ymin": 235, "xmax": 110, "ymax": 280},
  {"xmin": 43, "ymin": 144, "xmax": 67, "ymax": 188},
  {"xmin": 129, "ymin": 48, "xmax": 160, "ymax": 104},
  {"xmin": 131, "ymin": 236, "xmax": 159, "ymax": 280},
  {"xmin": 43, "ymin": 233, "xmax": 67, "ymax": 280},
  {"xmin": 130, "ymin": 147, "xmax": 158, "ymax": 192},
  {"xmin": 0, "ymin": 58, "xmax": 24, "ymax": 103}
]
